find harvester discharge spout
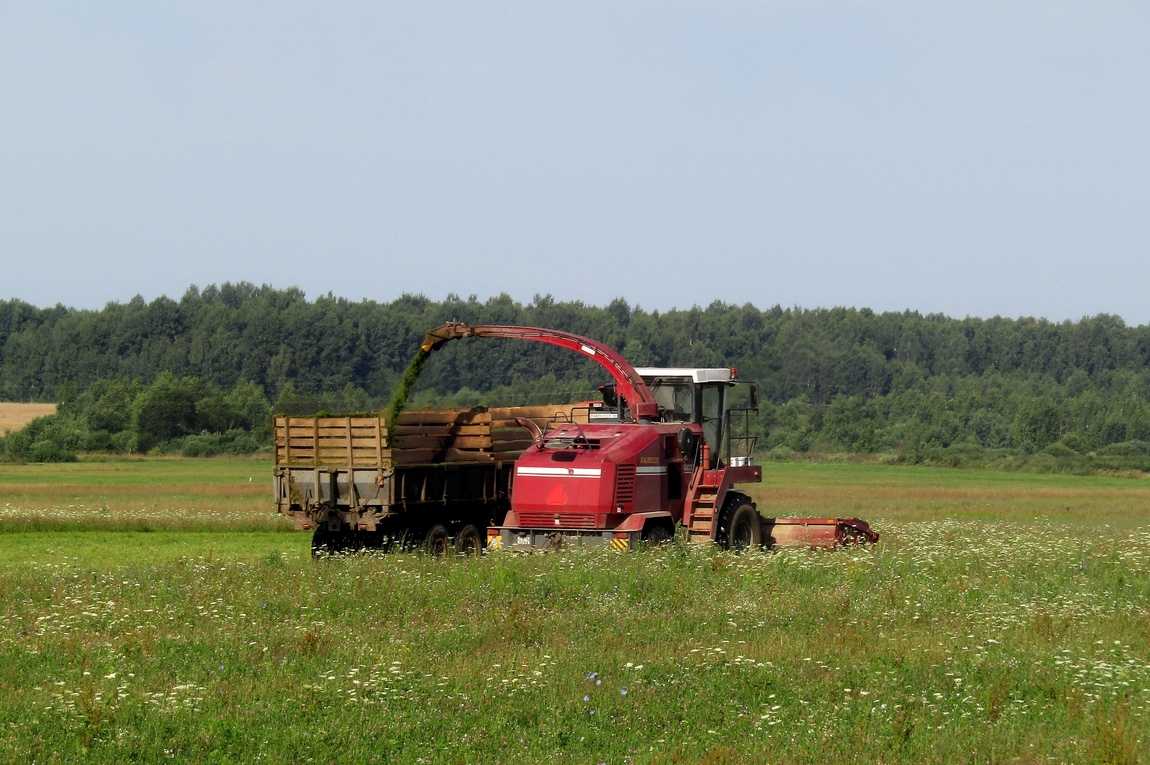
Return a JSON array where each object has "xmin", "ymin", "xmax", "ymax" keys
[{"xmin": 419, "ymin": 321, "xmax": 659, "ymax": 421}]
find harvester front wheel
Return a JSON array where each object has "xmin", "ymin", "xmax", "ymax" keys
[{"xmin": 720, "ymin": 501, "xmax": 762, "ymax": 551}]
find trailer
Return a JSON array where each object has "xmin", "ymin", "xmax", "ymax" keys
[{"xmin": 274, "ymin": 404, "xmax": 582, "ymax": 554}]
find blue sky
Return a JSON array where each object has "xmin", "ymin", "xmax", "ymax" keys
[{"xmin": 2, "ymin": 2, "xmax": 1148, "ymax": 322}]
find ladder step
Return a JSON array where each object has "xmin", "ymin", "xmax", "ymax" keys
[{"xmin": 690, "ymin": 521, "xmax": 713, "ymax": 533}]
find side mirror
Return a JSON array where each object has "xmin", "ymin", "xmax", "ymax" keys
[{"xmin": 749, "ymin": 384, "xmax": 759, "ymax": 409}]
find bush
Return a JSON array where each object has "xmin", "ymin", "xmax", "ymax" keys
[
  {"xmin": 84, "ymin": 429, "xmax": 114, "ymax": 452},
  {"xmin": 26, "ymin": 440, "xmax": 77, "ymax": 463},
  {"xmin": 178, "ymin": 429, "xmax": 262, "ymax": 458},
  {"xmin": 4, "ymin": 376, "xmax": 274, "ymax": 459},
  {"xmin": 1097, "ymin": 440, "xmax": 1150, "ymax": 457},
  {"xmin": 5, "ymin": 415, "xmax": 82, "ymax": 463},
  {"xmin": 1042, "ymin": 441, "xmax": 1079, "ymax": 458}
]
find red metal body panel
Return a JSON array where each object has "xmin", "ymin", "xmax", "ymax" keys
[
  {"xmin": 509, "ymin": 421, "xmax": 687, "ymax": 527},
  {"xmin": 764, "ymin": 517, "xmax": 880, "ymax": 548},
  {"xmin": 612, "ymin": 511, "xmax": 674, "ymax": 533},
  {"xmin": 422, "ymin": 323, "xmax": 659, "ymax": 420}
]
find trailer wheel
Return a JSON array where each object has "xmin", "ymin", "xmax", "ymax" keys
[
  {"xmin": 423, "ymin": 524, "xmax": 451, "ymax": 556},
  {"xmin": 454, "ymin": 525, "xmax": 483, "ymax": 556},
  {"xmin": 311, "ymin": 527, "xmax": 344, "ymax": 557},
  {"xmin": 719, "ymin": 501, "xmax": 762, "ymax": 551}
]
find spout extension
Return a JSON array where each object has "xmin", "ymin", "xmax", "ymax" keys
[{"xmin": 420, "ymin": 321, "xmax": 475, "ymax": 353}]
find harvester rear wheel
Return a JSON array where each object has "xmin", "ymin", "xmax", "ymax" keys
[
  {"xmin": 424, "ymin": 524, "xmax": 451, "ymax": 557},
  {"xmin": 454, "ymin": 525, "xmax": 483, "ymax": 556},
  {"xmin": 719, "ymin": 501, "xmax": 762, "ymax": 551}
]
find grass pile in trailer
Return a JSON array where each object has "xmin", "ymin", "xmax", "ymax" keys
[{"xmin": 0, "ymin": 458, "xmax": 1147, "ymax": 763}]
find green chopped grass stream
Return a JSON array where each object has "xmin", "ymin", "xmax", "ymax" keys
[
  {"xmin": 1, "ymin": 458, "xmax": 1148, "ymax": 763},
  {"xmin": 386, "ymin": 348, "xmax": 432, "ymax": 432}
]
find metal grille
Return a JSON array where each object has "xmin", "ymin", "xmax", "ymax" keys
[
  {"xmin": 614, "ymin": 464, "xmax": 636, "ymax": 507},
  {"xmin": 517, "ymin": 512, "xmax": 598, "ymax": 529}
]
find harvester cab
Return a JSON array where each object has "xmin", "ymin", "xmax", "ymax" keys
[
  {"xmin": 638, "ymin": 367, "xmax": 758, "ymax": 470},
  {"xmin": 589, "ymin": 367, "xmax": 758, "ymax": 470}
]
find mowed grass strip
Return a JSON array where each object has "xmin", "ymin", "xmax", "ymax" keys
[
  {"xmin": 0, "ymin": 459, "xmax": 1147, "ymax": 763},
  {"xmin": 750, "ymin": 462, "xmax": 1150, "ymax": 526},
  {"xmin": 0, "ymin": 457, "xmax": 282, "ymax": 532}
]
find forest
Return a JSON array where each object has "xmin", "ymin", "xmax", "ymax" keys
[{"xmin": 3, "ymin": 282, "xmax": 1150, "ymax": 469}]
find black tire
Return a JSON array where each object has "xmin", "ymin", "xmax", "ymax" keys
[
  {"xmin": 718, "ymin": 501, "xmax": 762, "ymax": 551},
  {"xmin": 641, "ymin": 523, "xmax": 673, "ymax": 546},
  {"xmin": 454, "ymin": 524, "xmax": 483, "ymax": 556},
  {"xmin": 344, "ymin": 529, "xmax": 374, "ymax": 554},
  {"xmin": 358, "ymin": 528, "xmax": 390, "ymax": 553},
  {"xmin": 311, "ymin": 526, "xmax": 344, "ymax": 557},
  {"xmin": 423, "ymin": 524, "xmax": 451, "ymax": 557}
]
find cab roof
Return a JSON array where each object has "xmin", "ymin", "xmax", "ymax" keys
[{"xmin": 634, "ymin": 367, "xmax": 735, "ymax": 383}]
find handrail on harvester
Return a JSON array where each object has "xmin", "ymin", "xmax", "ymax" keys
[{"xmin": 420, "ymin": 322, "xmax": 660, "ymax": 422}]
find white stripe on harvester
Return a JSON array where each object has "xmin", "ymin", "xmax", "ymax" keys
[{"xmin": 516, "ymin": 466, "xmax": 602, "ymax": 478}]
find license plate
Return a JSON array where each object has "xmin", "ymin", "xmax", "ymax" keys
[{"xmin": 516, "ymin": 534, "xmax": 531, "ymax": 546}]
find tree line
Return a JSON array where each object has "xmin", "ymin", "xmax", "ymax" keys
[{"xmin": 3, "ymin": 283, "xmax": 1150, "ymax": 468}]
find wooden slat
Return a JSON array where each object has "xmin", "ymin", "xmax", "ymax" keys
[
  {"xmin": 390, "ymin": 424, "xmax": 448, "ymax": 436},
  {"xmin": 383, "ymin": 435, "xmax": 493, "ymax": 449},
  {"xmin": 490, "ymin": 416, "xmax": 571, "ymax": 429},
  {"xmin": 286, "ymin": 418, "xmax": 376, "ymax": 428},
  {"xmin": 489, "ymin": 438, "xmax": 534, "ymax": 451},
  {"xmin": 491, "ymin": 430, "xmax": 533, "ymax": 443},
  {"xmin": 388, "ymin": 448, "xmax": 436, "ymax": 463},
  {"xmin": 488, "ymin": 405, "xmax": 577, "ymax": 419},
  {"xmin": 449, "ymin": 425, "xmax": 490, "ymax": 436},
  {"xmin": 389, "ymin": 424, "xmax": 490, "ymax": 437},
  {"xmin": 386, "ymin": 447, "xmax": 496, "ymax": 464},
  {"xmin": 394, "ymin": 409, "xmax": 492, "ymax": 425},
  {"xmin": 444, "ymin": 448, "xmax": 493, "ymax": 462}
]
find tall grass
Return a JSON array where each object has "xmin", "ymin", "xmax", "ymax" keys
[{"xmin": 0, "ymin": 459, "xmax": 1147, "ymax": 763}]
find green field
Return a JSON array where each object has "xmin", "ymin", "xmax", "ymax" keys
[{"xmin": 1, "ymin": 459, "xmax": 1147, "ymax": 763}]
